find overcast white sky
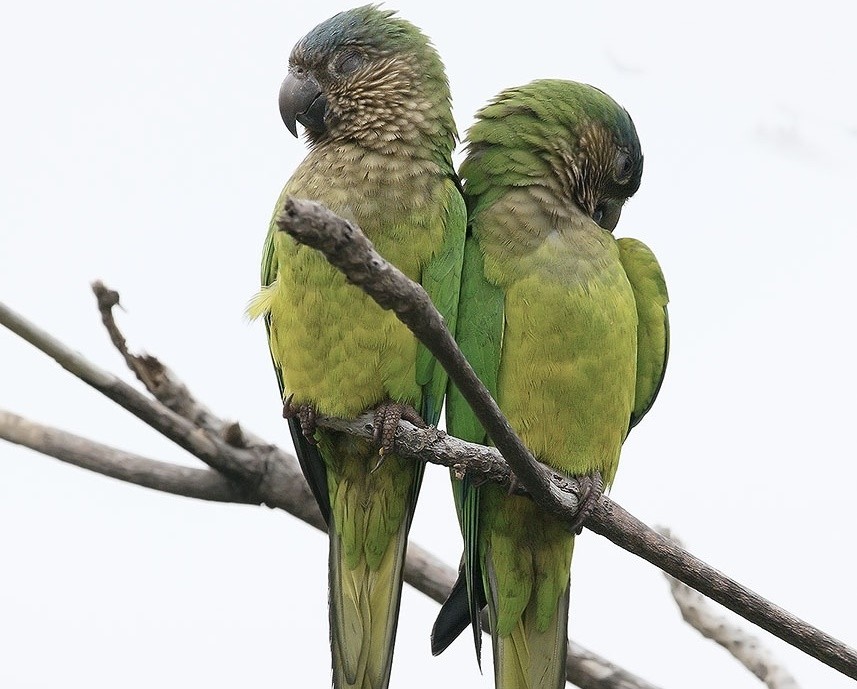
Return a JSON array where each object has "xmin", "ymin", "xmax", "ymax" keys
[{"xmin": 2, "ymin": 1, "xmax": 856, "ymax": 687}]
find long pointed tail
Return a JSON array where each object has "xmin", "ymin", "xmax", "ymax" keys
[
  {"xmin": 328, "ymin": 516, "xmax": 409, "ymax": 689},
  {"xmin": 491, "ymin": 584, "xmax": 569, "ymax": 689}
]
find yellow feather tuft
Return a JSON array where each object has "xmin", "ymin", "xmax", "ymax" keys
[{"xmin": 245, "ymin": 282, "xmax": 276, "ymax": 322}]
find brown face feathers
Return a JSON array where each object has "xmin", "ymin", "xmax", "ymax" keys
[
  {"xmin": 552, "ymin": 120, "xmax": 639, "ymax": 222},
  {"xmin": 285, "ymin": 8, "xmax": 455, "ymax": 157}
]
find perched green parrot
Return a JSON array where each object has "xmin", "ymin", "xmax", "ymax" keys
[
  {"xmin": 431, "ymin": 80, "xmax": 669, "ymax": 688},
  {"xmin": 247, "ymin": 6, "xmax": 465, "ymax": 688}
]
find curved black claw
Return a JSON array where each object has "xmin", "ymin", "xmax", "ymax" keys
[
  {"xmin": 372, "ymin": 400, "xmax": 426, "ymax": 460},
  {"xmin": 506, "ymin": 471, "xmax": 520, "ymax": 495},
  {"xmin": 282, "ymin": 393, "xmax": 318, "ymax": 445},
  {"xmin": 568, "ymin": 470, "xmax": 604, "ymax": 535}
]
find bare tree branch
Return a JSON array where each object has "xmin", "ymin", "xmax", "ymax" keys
[
  {"xmin": 657, "ymin": 528, "xmax": 801, "ymax": 689},
  {"xmin": 0, "ymin": 299, "xmax": 263, "ymax": 483},
  {"xmin": 0, "ymin": 409, "xmax": 256, "ymax": 504},
  {"xmin": 90, "ymin": 280, "xmax": 251, "ymax": 443},
  {"xmin": 274, "ymin": 196, "xmax": 857, "ymax": 682},
  {"xmin": 0, "ymin": 298, "xmax": 659, "ymax": 689},
  {"xmin": 583, "ymin": 501, "xmax": 853, "ymax": 676}
]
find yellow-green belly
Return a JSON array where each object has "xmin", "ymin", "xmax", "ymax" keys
[
  {"xmin": 497, "ymin": 261, "xmax": 638, "ymax": 483},
  {"xmin": 268, "ymin": 235, "xmax": 420, "ymax": 418},
  {"xmin": 264, "ymin": 150, "xmax": 446, "ymax": 418},
  {"xmin": 480, "ymin": 235, "xmax": 639, "ymax": 636}
]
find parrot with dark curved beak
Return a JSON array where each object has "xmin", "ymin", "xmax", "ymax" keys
[
  {"xmin": 431, "ymin": 79, "xmax": 669, "ymax": 689},
  {"xmin": 247, "ymin": 6, "xmax": 465, "ymax": 688}
]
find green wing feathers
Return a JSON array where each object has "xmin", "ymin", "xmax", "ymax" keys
[
  {"xmin": 431, "ymin": 232, "xmax": 504, "ymax": 659},
  {"xmin": 451, "ymin": 234, "xmax": 504, "ymax": 660},
  {"xmin": 617, "ymin": 237, "xmax": 670, "ymax": 429},
  {"xmin": 444, "ymin": 233, "xmax": 505, "ymax": 445},
  {"xmin": 416, "ymin": 178, "xmax": 467, "ymax": 426}
]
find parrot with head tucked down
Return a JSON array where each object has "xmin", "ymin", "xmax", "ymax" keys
[
  {"xmin": 246, "ymin": 6, "xmax": 465, "ymax": 688},
  {"xmin": 430, "ymin": 80, "xmax": 669, "ymax": 689}
]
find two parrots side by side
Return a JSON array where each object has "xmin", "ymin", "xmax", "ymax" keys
[{"xmin": 250, "ymin": 7, "xmax": 668, "ymax": 689}]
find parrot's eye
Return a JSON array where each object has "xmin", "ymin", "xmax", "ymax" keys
[
  {"xmin": 334, "ymin": 50, "xmax": 363, "ymax": 76},
  {"xmin": 592, "ymin": 207, "xmax": 604, "ymax": 225},
  {"xmin": 614, "ymin": 150, "xmax": 634, "ymax": 182}
]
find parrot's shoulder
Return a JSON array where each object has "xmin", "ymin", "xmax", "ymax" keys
[
  {"xmin": 616, "ymin": 235, "xmax": 670, "ymax": 429},
  {"xmin": 616, "ymin": 237, "xmax": 669, "ymax": 301}
]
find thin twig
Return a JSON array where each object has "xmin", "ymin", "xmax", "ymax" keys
[
  {"xmin": 274, "ymin": 196, "xmax": 857, "ymax": 681},
  {"xmin": 91, "ymin": 280, "xmax": 249, "ymax": 441},
  {"xmin": 1, "ymin": 298, "xmax": 264, "ymax": 482},
  {"xmin": 657, "ymin": 528, "xmax": 801, "ymax": 689}
]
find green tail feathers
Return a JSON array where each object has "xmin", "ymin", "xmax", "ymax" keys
[
  {"xmin": 481, "ymin": 510, "xmax": 575, "ymax": 689},
  {"xmin": 328, "ymin": 515, "xmax": 410, "ymax": 689},
  {"xmin": 323, "ymin": 433, "xmax": 422, "ymax": 689},
  {"xmin": 486, "ymin": 558, "xmax": 571, "ymax": 689}
]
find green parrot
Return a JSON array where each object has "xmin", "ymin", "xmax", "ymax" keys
[
  {"xmin": 431, "ymin": 80, "xmax": 669, "ymax": 688},
  {"xmin": 247, "ymin": 6, "xmax": 465, "ymax": 688}
]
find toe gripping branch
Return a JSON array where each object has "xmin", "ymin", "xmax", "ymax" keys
[
  {"xmin": 505, "ymin": 466, "xmax": 603, "ymax": 534},
  {"xmin": 372, "ymin": 401, "xmax": 427, "ymax": 458},
  {"xmin": 567, "ymin": 470, "xmax": 603, "ymax": 535},
  {"xmin": 283, "ymin": 394, "xmax": 318, "ymax": 445}
]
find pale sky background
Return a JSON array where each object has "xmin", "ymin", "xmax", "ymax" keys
[{"xmin": 2, "ymin": 1, "xmax": 856, "ymax": 687}]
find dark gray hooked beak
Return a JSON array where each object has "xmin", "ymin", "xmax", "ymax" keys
[{"xmin": 279, "ymin": 70, "xmax": 327, "ymax": 137}]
